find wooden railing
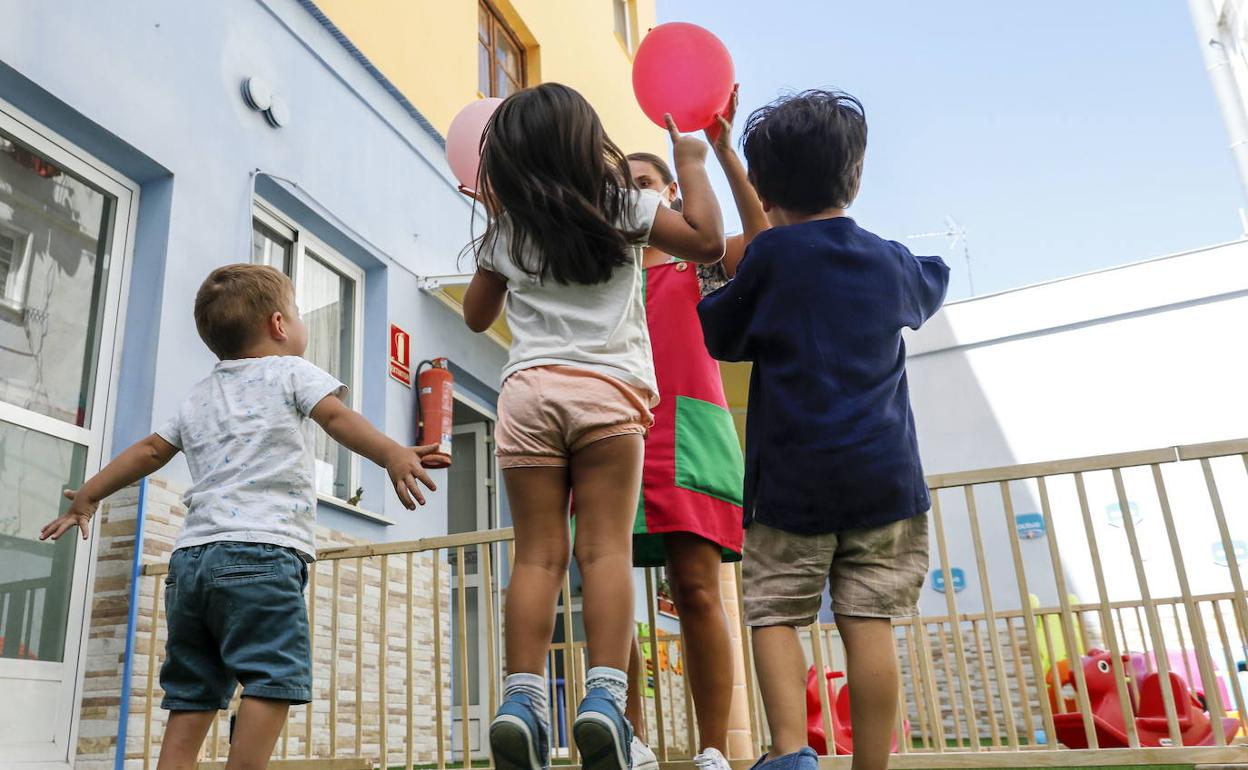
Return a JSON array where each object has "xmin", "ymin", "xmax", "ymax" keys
[{"xmin": 128, "ymin": 439, "xmax": 1248, "ymax": 768}]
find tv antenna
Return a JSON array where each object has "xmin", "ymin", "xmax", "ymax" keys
[{"xmin": 908, "ymin": 216, "xmax": 974, "ymax": 296}]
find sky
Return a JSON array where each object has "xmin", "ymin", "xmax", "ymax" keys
[{"xmin": 655, "ymin": 1, "xmax": 1245, "ymax": 300}]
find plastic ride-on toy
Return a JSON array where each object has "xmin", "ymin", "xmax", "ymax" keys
[{"xmin": 806, "ymin": 666, "xmax": 909, "ymax": 754}]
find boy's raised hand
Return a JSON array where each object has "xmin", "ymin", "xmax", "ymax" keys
[
  {"xmin": 384, "ymin": 444, "xmax": 440, "ymax": 510},
  {"xmin": 664, "ymin": 113, "xmax": 708, "ymax": 169},
  {"xmin": 704, "ymin": 84, "xmax": 740, "ymax": 153},
  {"xmin": 41, "ymin": 489, "xmax": 99, "ymax": 541}
]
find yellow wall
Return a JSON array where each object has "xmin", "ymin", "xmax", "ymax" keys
[{"xmin": 316, "ymin": 0, "xmax": 667, "ymax": 157}]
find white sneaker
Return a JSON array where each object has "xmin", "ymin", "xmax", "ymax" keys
[
  {"xmin": 693, "ymin": 748, "xmax": 731, "ymax": 770},
  {"xmin": 631, "ymin": 737, "xmax": 659, "ymax": 770}
]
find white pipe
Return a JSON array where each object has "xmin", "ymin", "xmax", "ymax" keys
[{"xmin": 1190, "ymin": 0, "xmax": 1248, "ymax": 207}]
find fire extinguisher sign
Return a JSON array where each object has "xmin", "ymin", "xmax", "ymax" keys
[{"xmin": 389, "ymin": 324, "xmax": 412, "ymax": 387}]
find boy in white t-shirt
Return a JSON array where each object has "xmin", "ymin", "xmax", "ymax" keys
[{"xmin": 40, "ymin": 263, "xmax": 437, "ymax": 770}]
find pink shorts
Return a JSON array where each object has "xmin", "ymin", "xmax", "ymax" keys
[{"xmin": 495, "ymin": 366, "xmax": 655, "ymax": 469}]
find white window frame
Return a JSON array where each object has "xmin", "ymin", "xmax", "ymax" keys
[
  {"xmin": 0, "ymin": 95, "xmax": 138, "ymax": 766},
  {"xmin": 251, "ymin": 198, "xmax": 366, "ymax": 510},
  {"xmin": 0, "ymin": 221, "xmax": 33, "ymax": 316},
  {"xmin": 613, "ymin": 0, "xmax": 636, "ymax": 53}
]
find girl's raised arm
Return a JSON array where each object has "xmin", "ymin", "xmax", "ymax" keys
[{"xmin": 648, "ymin": 114, "xmax": 725, "ymax": 265}]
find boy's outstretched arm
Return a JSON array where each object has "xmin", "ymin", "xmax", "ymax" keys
[
  {"xmin": 41, "ymin": 434, "xmax": 180, "ymax": 541},
  {"xmin": 707, "ymin": 86, "xmax": 769, "ymax": 277},
  {"xmin": 310, "ymin": 395, "xmax": 438, "ymax": 510}
]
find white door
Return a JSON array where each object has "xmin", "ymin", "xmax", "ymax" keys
[
  {"xmin": 0, "ymin": 101, "xmax": 135, "ymax": 766},
  {"xmin": 447, "ymin": 421, "xmax": 499, "ymax": 759}
]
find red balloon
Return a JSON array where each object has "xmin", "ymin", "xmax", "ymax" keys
[{"xmin": 632, "ymin": 22, "xmax": 735, "ymax": 133}]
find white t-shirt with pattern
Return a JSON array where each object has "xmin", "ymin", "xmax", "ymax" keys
[
  {"xmin": 156, "ymin": 356, "xmax": 345, "ymax": 560},
  {"xmin": 477, "ymin": 188, "xmax": 662, "ymax": 404}
]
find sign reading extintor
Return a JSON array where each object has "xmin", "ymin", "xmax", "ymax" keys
[{"xmin": 389, "ymin": 324, "xmax": 412, "ymax": 386}]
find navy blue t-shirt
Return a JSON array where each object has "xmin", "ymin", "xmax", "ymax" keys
[{"xmin": 697, "ymin": 217, "xmax": 949, "ymax": 535}]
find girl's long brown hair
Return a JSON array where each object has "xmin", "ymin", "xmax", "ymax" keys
[{"xmin": 473, "ymin": 83, "xmax": 645, "ymax": 285}]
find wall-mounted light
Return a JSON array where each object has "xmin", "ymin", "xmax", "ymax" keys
[{"xmin": 242, "ymin": 76, "xmax": 290, "ymax": 129}]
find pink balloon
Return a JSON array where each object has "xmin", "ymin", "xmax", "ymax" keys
[
  {"xmin": 446, "ymin": 97, "xmax": 502, "ymax": 189},
  {"xmin": 632, "ymin": 23, "xmax": 734, "ymax": 133}
]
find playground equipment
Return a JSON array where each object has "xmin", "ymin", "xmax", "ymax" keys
[
  {"xmin": 806, "ymin": 666, "xmax": 909, "ymax": 754},
  {"xmin": 1050, "ymin": 649, "xmax": 1240, "ymax": 748}
]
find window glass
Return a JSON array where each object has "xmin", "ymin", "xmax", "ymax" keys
[
  {"xmin": 0, "ymin": 419, "xmax": 86, "ymax": 662},
  {"xmin": 301, "ymin": 253, "xmax": 354, "ymax": 500},
  {"xmin": 0, "ymin": 131, "xmax": 115, "ymax": 428},
  {"xmin": 478, "ymin": 1, "xmax": 525, "ymax": 98},
  {"xmin": 251, "ymin": 220, "xmax": 293, "ymax": 275}
]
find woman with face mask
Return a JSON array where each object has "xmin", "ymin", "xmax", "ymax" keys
[{"xmin": 623, "ymin": 87, "xmax": 770, "ymax": 770}]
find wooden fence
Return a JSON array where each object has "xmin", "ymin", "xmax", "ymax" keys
[{"xmin": 128, "ymin": 439, "xmax": 1248, "ymax": 768}]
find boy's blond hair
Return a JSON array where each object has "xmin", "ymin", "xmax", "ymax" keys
[{"xmin": 194, "ymin": 263, "xmax": 292, "ymax": 359}]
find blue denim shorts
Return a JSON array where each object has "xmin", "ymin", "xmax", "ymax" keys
[{"xmin": 160, "ymin": 541, "xmax": 312, "ymax": 710}]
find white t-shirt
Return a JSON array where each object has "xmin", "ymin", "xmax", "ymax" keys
[
  {"xmin": 156, "ymin": 356, "xmax": 346, "ymax": 560},
  {"xmin": 477, "ymin": 188, "xmax": 662, "ymax": 403}
]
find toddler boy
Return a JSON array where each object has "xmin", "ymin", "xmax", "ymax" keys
[{"xmin": 42, "ymin": 263, "xmax": 437, "ymax": 769}]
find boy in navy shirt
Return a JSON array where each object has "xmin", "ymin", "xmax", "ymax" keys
[{"xmin": 699, "ymin": 90, "xmax": 949, "ymax": 770}]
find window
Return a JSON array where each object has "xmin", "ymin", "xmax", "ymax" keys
[
  {"xmin": 0, "ymin": 224, "xmax": 32, "ymax": 315},
  {"xmin": 252, "ymin": 202, "xmax": 363, "ymax": 504},
  {"xmin": 0, "ymin": 96, "xmax": 135, "ymax": 699},
  {"xmin": 614, "ymin": 0, "xmax": 636, "ymax": 52},
  {"xmin": 478, "ymin": 1, "xmax": 525, "ymax": 98}
]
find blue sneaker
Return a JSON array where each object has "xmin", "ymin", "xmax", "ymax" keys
[
  {"xmin": 748, "ymin": 748, "xmax": 819, "ymax": 770},
  {"xmin": 572, "ymin": 687, "xmax": 633, "ymax": 770},
  {"xmin": 490, "ymin": 692, "xmax": 550, "ymax": 770}
]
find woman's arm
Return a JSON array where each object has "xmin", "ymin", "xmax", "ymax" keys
[
  {"xmin": 647, "ymin": 115, "xmax": 726, "ymax": 265},
  {"xmin": 463, "ymin": 268, "xmax": 508, "ymax": 333}
]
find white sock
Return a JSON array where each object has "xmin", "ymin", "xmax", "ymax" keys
[
  {"xmin": 585, "ymin": 665, "xmax": 629, "ymax": 714},
  {"xmin": 505, "ymin": 672, "xmax": 550, "ymax": 735}
]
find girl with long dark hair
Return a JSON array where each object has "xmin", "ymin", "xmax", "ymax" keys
[{"xmin": 462, "ymin": 82, "xmax": 725, "ymax": 770}]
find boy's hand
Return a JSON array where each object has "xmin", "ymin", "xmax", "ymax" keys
[
  {"xmin": 40, "ymin": 489, "xmax": 99, "ymax": 541},
  {"xmin": 384, "ymin": 444, "xmax": 440, "ymax": 510},
  {"xmin": 704, "ymin": 84, "xmax": 740, "ymax": 153},
  {"xmin": 665, "ymin": 113, "xmax": 709, "ymax": 169}
]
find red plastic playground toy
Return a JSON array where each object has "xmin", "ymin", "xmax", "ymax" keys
[
  {"xmin": 806, "ymin": 666, "xmax": 910, "ymax": 754},
  {"xmin": 1050, "ymin": 649, "xmax": 1239, "ymax": 748}
]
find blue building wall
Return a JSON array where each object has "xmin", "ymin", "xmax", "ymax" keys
[{"xmin": 0, "ymin": 0, "xmax": 506, "ymax": 543}]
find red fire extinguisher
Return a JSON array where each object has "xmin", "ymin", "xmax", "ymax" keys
[{"xmin": 416, "ymin": 358, "xmax": 454, "ymax": 469}]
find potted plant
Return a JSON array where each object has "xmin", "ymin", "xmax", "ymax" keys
[{"xmin": 656, "ymin": 579, "xmax": 677, "ymax": 617}]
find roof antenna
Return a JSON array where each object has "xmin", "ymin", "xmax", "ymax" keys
[{"xmin": 908, "ymin": 216, "xmax": 973, "ymax": 296}]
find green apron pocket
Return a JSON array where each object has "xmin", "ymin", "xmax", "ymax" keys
[{"xmin": 674, "ymin": 396, "xmax": 744, "ymax": 506}]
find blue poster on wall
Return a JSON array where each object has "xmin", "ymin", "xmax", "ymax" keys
[
  {"xmin": 931, "ymin": 567, "xmax": 966, "ymax": 593},
  {"xmin": 1105, "ymin": 500, "xmax": 1142, "ymax": 528},
  {"xmin": 1016, "ymin": 512, "xmax": 1046, "ymax": 540},
  {"xmin": 1212, "ymin": 540, "xmax": 1248, "ymax": 568}
]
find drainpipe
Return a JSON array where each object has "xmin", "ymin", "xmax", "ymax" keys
[
  {"xmin": 1190, "ymin": 0, "xmax": 1248, "ymax": 213},
  {"xmin": 114, "ymin": 478, "xmax": 148, "ymax": 770}
]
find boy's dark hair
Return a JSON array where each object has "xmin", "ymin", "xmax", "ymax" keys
[
  {"xmin": 626, "ymin": 152, "xmax": 684, "ymax": 212},
  {"xmin": 474, "ymin": 82, "xmax": 645, "ymax": 286},
  {"xmin": 194, "ymin": 263, "xmax": 292, "ymax": 359},
  {"xmin": 741, "ymin": 89, "xmax": 867, "ymax": 214}
]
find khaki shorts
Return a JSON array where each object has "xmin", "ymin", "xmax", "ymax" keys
[
  {"xmin": 495, "ymin": 366, "xmax": 654, "ymax": 469},
  {"xmin": 742, "ymin": 515, "xmax": 929, "ymax": 627}
]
